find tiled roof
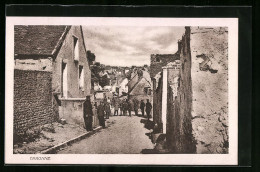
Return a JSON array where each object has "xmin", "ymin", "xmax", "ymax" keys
[
  {"xmin": 15, "ymin": 25, "xmax": 68, "ymax": 56},
  {"xmin": 128, "ymin": 70, "xmax": 151, "ymax": 94}
]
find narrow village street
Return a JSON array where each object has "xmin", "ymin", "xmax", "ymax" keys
[
  {"xmin": 58, "ymin": 115, "xmax": 155, "ymax": 154},
  {"xmin": 12, "ymin": 25, "xmax": 229, "ymax": 158}
]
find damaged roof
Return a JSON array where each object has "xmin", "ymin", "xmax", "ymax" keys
[
  {"xmin": 14, "ymin": 25, "xmax": 69, "ymax": 56},
  {"xmin": 150, "ymin": 54, "xmax": 180, "ymax": 78}
]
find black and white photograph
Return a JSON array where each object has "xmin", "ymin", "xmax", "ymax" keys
[{"xmin": 5, "ymin": 17, "xmax": 238, "ymax": 165}]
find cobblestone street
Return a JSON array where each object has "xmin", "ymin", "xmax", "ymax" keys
[{"xmin": 58, "ymin": 115, "xmax": 154, "ymax": 154}]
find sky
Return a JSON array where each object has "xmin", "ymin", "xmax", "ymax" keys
[{"xmin": 82, "ymin": 26, "xmax": 185, "ymax": 67}]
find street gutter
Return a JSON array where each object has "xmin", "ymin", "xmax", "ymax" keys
[{"xmin": 38, "ymin": 126, "xmax": 103, "ymax": 154}]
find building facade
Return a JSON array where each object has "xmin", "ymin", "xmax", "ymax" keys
[
  {"xmin": 150, "ymin": 53, "xmax": 180, "ymax": 130},
  {"xmin": 127, "ymin": 69, "xmax": 152, "ymax": 109},
  {"xmin": 14, "ymin": 25, "xmax": 94, "ymax": 135}
]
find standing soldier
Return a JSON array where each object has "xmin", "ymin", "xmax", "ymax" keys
[
  {"xmin": 114, "ymin": 98, "xmax": 119, "ymax": 116},
  {"xmin": 122, "ymin": 99, "xmax": 127, "ymax": 116},
  {"xmin": 83, "ymin": 96, "xmax": 93, "ymax": 131},
  {"xmin": 105, "ymin": 102, "xmax": 111, "ymax": 119},
  {"xmin": 103, "ymin": 94, "xmax": 107, "ymax": 104},
  {"xmin": 145, "ymin": 99, "xmax": 152, "ymax": 120},
  {"xmin": 119, "ymin": 99, "xmax": 123, "ymax": 116},
  {"xmin": 140, "ymin": 100, "xmax": 145, "ymax": 116},
  {"xmin": 133, "ymin": 98, "xmax": 139, "ymax": 116},
  {"xmin": 97, "ymin": 101, "xmax": 106, "ymax": 128},
  {"xmin": 126, "ymin": 99, "xmax": 132, "ymax": 117}
]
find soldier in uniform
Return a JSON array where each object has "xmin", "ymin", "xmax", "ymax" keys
[
  {"xmin": 83, "ymin": 96, "xmax": 93, "ymax": 131},
  {"xmin": 105, "ymin": 102, "xmax": 111, "ymax": 119},
  {"xmin": 133, "ymin": 98, "xmax": 139, "ymax": 116},
  {"xmin": 145, "ymin": 99, "xmax": 152, "ymax": 120},
  {"xmin": 140, "ymin": 100, "xmax": 145, "ymax": 116},
  {"xmin": 97, "ymin": 101, "xmax": 105, "ymax": 128},
  {"xmin": 127, "ymin": 99, "xmax": 132, "ymax": 117}
]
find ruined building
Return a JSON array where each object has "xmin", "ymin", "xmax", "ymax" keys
[
  {"xmin": 150, "ymin": 26, "xmax": 228, "ymax": 154},
  {"xmin": 160, "ymin": 26, "xmax": 228, "ymax": 154},
  {"xmin": 150, "ymin": 53, "xmax": 180, "ymax": 132},
  {"xmin": 14, "ymin": 25, "xmax": 95, "ymax": 135}
]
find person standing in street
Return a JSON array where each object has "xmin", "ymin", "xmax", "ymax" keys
[
  {"xmin": 126, "ymin": 99, "xmax": 132, "ymax": 117},
  {"xmin": 119, "ymin": 99, "xmax": 123, "ymax": 116},
  {"xmin": 140, "ymin": 100, "xmax": 145, "ymax": 116},
  {"xmin": 97, "ymin": 101, "xmax": 106, "ymax": 128},
  {"xmin": 133, "ymin": 98, "xmax": 139, "ymax": 116},
  {"xmin": 145, "ymin": 99, "xmax": 152, "ymax": 120},
  {"xmin": 114, "ymin": 98, "xmax": 119, "ymax": 116},
  {"xmin": 83, "ymin": 96, "xmax": 93, "ymax": 131},
  {"xmin": 103, "ymin": 94, "xmax": 107, "ymax": 104},
  {"xmin": 105, "ymin": 102, "xmax": 111, "ymax": 119},
  {"xmin": 123, "ymin": 99, "xmax": 127, "ymax": 116}
]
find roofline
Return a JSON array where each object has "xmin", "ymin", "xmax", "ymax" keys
[
  {"xmin": 128, "ymin": 77, "xmax": 151, "ymax": 94},
  {"xmin": 126, "ymin": 73, "xmax": 138, "ymax": 86},
  {"xmin": 14, "ymin": 54, "xmax": 53, "ymax": 59},
  {"xmin": 52, "ymin": 26, "xmax": 71, "ymax": 59},
  {"xmin": 14, "ymin": 26, "xmax": 71, "ymax": 59},
  {"xmin": 142, "ymin": 76, "xmax": 152, "ymax": 86},
  {"xmin": 80, "ymin": 25, "xmax": 88, "ymax": 59}
]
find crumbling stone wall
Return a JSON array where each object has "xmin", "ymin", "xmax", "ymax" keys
[
  {"xmin": 153, "ymin": 74, "xmax": 163, "ymax": 130},
  {"xmin": 14, "ymin": 69, "xmax": 57, "ymax": 134},
  {"xmin": 150, "ymin": 54, "xmax": 180, "ymax": 79},
  {"xmin": 166, "ymin": 27, "xmax": 196, "ymax": 153},
  {"xmin": 190, "ymin": 27, "xmax": 228, "ymax": 153},
  {"xmin": 165, "ymin": 27, "xmax": 228, "ymax": 154}
]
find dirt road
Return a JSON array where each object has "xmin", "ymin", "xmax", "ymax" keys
[{"xmin": 57, "ymin": 115, "xmax": 154, "ymax": 154}]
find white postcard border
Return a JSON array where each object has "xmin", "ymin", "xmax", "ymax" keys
[{"xmin": 5, "ymin": 17, "xmax": 238, "ymax": 165}]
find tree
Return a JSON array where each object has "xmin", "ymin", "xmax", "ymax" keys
[
  {"xmin": 99, "ymin": 74, "xmax": 110, "ymax": 88},
  {"xmin": 91, "ymin": 62, "xmax": 104, "ymax": 88}
]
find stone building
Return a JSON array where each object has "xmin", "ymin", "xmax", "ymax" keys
[
  {"xmin": 150, "ymin": 53, "xmax": 180, "ymax": 131},
  {"xmin": 127, "ymin": 69, "xmax": 152, "ymax": 108},
  {"xmin": 14, "ymin": 25, "xmax": 94, "ymax": 134},
  {"xmin": 165, "ymin": 27, "xmax": 228, "ymax": 154}
]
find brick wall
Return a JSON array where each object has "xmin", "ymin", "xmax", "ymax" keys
[{"xmin": 14, "ymin": 69, "xmax": 57, "ymax": 134}]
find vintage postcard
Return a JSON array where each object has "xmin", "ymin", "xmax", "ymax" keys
[{"xmin": 5, "ymin": 17, "xmax": 238, "ymax": 165}]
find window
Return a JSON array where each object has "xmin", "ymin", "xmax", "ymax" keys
[
  {"xmin": 147, "ymin": 88, "xmax": 152, "ymax": 95},
  {"xmin": 79, "ymin": 65, "xmax": 84, "ymax": 91},
  {"xmin": 62, "ymin": 62, "xmax": 68, "ymax": 98},
  {"xmin": 144, "ymin": 87, "xmax": 151, "ymax": 95},
  {"xmin": 73, "ymin": 36, "xmax": 79, "ymax": 61}
]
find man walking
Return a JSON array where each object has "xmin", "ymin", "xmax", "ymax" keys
[
  {"xmin": 140, "ymin": 100, "xmax": 145, "ymax": 116},
  {"xmin": 146, "ymin": 99, "xmax": 152, "ymax": 120},
  {"xmin": 97, "ymin": 101, "xmax": 106, "ymax": 128},
  {"xmin": 83, "ymin": 96, "xmax": 93, "ymax": 131}
]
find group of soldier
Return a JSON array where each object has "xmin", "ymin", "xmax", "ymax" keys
[
  {"xmin": 112, "ymin": 97, "xmax": 152, "ymax": 119},
  {"xmin": 83, "ymin": 96, "xmax": 110, "ymax": 131},
  {"xmin": 83, "ymin": 95, "xmax": 153, "ymax": 132}
]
